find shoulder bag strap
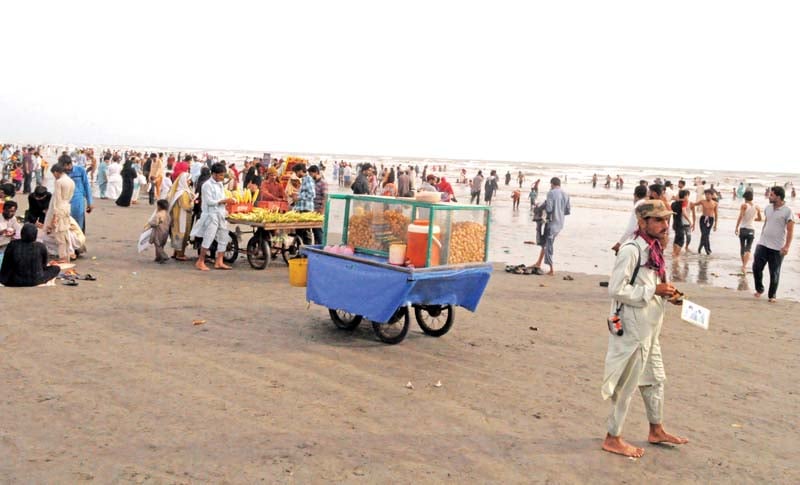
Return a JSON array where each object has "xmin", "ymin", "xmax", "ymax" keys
[{"xmin": 615, "ymin": 242, "xmax": 642, "ymax": 314}]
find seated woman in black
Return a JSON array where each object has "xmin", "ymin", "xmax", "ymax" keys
[{"xmin": 0, "ymin": 223, "xmax": 60, "ymax": 287}]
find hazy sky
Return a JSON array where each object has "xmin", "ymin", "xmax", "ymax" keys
[{"xmin": 2, "ymin": 1, "xmax": 798, "ymax": 173}]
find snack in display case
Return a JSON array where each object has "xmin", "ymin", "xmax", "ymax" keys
[
  {"xmin": 346, "ymin": 201, "xmax": 412, "ymax": 252},
  {"xmin": 447, "ymin": 221, "xmax": 487, "ymax": 264},
  {"xmin": 326, "ymin": 194, "xmax": 490, "ymax": 267}
]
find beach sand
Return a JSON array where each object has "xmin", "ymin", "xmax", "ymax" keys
[{"xmin": 1, "ymin": 196, "xmax": 798, "ymax": 483}]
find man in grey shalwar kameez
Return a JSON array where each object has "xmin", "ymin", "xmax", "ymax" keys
[
  {"xmin": 602, "ymin": 200, "xmax": 689, "ymax": 458},
  {"xmin": 532, "ymin": 177, "xmax": 570, "ymax": 275}
]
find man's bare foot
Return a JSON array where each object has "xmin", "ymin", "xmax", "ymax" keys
[
  {"xmin": 754, "ymin": 292, "xmax": 762, "ymax": 298},
  {"xmin": 214, "ymin": 264, "xmax": 232, "ymax": 270},
  {"xmin": 196, "ymin": 262, "xmax": 210, "ymax": 271},
  {"xmin": 768, "ymin": 297, "xmax": 777, "ymax": 303},
  {"xmin": 648, "ymin": 424, "xmax": 689, "ymax": 445},
  {"xmin": 602, "ymin": 434, "xmax": 644, "ymax": 457}
]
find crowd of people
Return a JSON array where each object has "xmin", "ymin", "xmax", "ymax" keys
[
  {"xmin": 0, "ymin": 145, "xmax": 339, "ymax": 282},
  {"xmin": 1, "ymin": 142, "xmax": 796, "ymax": 300},
  {"xmin": 610, "ymin": 178, "xmax": 796, "ymax": 302},
  {"xmin": 335, "ymin": 161, "xmax": 456, "ymax": 201}
]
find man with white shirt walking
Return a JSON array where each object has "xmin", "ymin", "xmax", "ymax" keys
[{"xmin": 752, "ymin": 186, "xmax": 795, "ymax": 302}]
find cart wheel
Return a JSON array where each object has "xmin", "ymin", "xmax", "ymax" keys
[
  {"xmin": 223, "ymin": 231, "xmax": 239, "ymax": 265},
  {"xmin": 329, "ymin": 309, "xmax": 363, "ymax": 330},
  {"xmin": 372, "ymin": 307, "xmax": 410, "ymax": 344},
  {"xmin": 281, "ymin": 234, "xmax": 303, "ymax": 264},
  {"xmin": 246, "ymin": 236, "xmax": 270, "ymax": 269},
  {"xmin": 414, "ymin": 305, "xmax": 454, "ymax": 337},
  {"xmin": 267, "ymin": 233, "xmax": 282, "ymax": 260}
]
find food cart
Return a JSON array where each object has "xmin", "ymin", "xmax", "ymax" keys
[
  {"xmin": 226, "ymin": 218, "xmax": 323, "ymax": 269},
  {"xmin": 303, "ymin": 194, "xmax": 493, "ymax": 344}
]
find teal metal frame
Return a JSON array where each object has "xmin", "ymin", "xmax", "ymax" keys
[{"xmin": 322, "ymin": 194, "xmax": 491, "ymax": 264}]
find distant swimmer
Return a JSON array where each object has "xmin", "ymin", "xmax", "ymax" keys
[
  {"xmin": 692, "ymin": 189, "xmax": 718, "ymax": 255},
  {"xmin": 734, "ymin": 190, "xmax": 762, "ymax": 274}
]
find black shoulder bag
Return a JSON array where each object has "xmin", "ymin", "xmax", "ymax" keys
[{"xmin": 607, "ymin": 243, "xmax": 642, "ymax": 336}]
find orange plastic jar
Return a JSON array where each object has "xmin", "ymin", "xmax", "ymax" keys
[{"xmin": 406, "ymin": 220, "xmax": 441, "ymax": 267}]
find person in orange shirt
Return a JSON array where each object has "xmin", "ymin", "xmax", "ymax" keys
[{"xmin": 259, "ymin": 168, "xmax": 286, "ymax": 202}]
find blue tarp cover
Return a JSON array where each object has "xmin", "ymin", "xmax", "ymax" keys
[{"xmin": 303, "ymin": 247, "xmax": 492, "ymax": 324}]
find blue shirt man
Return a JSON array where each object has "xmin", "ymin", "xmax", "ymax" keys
[
  {"xmin": 61, "ymin": 155, "xmax": 93, "ymax": 233},
  {"xmin": 532, "ymin": 177, "xmax": 570, "ymax": 275}
]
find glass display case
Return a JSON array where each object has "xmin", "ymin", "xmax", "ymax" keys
[{"xmin": 322, "ymin": 194, "xmax": 491, "ymax": 267}]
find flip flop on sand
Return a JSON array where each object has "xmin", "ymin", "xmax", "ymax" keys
[{"xmin": 62, "ymin": 280, "xmax": 78, "ymax": 286}]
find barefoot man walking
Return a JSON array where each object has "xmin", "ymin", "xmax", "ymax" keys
[
  {"xmin": 601, "ymin": 200, "xmax": 689, "ymax": 457},
  {"xmin": 190, "ymin": 163, "xmax": 235, "ymax": 271}
]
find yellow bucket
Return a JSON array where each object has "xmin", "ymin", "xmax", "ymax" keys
[{"xmin": 288, "ymin": 258, "xmax": 308, "ymax": 287}]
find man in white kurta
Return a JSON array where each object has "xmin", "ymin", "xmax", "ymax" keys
[
  {"xmin": 602, "ymin": 200, "xmax": 689, "ymax": 458},
  {"xmin": 190, "ymin": 163, "xmax": 234, "ymax": 271}
]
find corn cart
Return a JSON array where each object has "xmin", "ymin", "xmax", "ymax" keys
[
  {"xmin": 226, "ymin": 218, "xmax": 324, "ymax": 269},
  {"xmin": 302, "ymin": 194, "xmax": 493, "ymax": 344}
]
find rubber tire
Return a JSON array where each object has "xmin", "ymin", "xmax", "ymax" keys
[
  {"xmin": 222, "ymin": 231, "xmax": 239, "ymax": 265},
  {"xmin": 199, "ymin": 231, "xmax": 238, "ymax": 265},
  {"xmin": 246, "ymin": 236, "xmax": 270, "ymax": 269},
  {"xmin": 329, "ymin": 309, "xmax": 363, "ymax": 330},
  {"xmin": 414, "ymin": 304, "xmax": 454, "ymax": 337},
  {"xmin": 281, "ymin": 234, "xmax": 303, "ymax": 264},
  {"xmin": 372, "ymin": 307, "xmax": 410, "ymax": 345}
]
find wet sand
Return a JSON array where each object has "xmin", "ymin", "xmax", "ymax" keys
[{"xmin": 1, "ymin": 194, "xmax": 798, "ymax": 483}]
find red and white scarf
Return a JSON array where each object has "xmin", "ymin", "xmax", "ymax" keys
[{"xmin": 635, "ymin": 229, "xmax": 666, "ymax": 282}]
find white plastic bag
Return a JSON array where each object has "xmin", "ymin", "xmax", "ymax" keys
[{"xmin": 137, "ymin": 228, "xmax": 153, "ymax": 253}]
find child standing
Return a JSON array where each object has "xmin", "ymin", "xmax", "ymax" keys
[
  {"xmin": 511, "ymin": 189, "xmax": 521, "ymax": 211},
  {"xmin": 148, "ymin": 199, "xmax": 170, "ymax": 263},
  {"xmin": 528, "ymin": 180, "xmax": 540, "ymax": 211},
  {"xmin": 12, "ymin": 163, "xmax": 23, "ymax": 191}
]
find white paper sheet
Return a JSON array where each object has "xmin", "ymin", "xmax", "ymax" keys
[{"xmin": 681, "ymin": 299, "xmax": 710, "ymax": 330}]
